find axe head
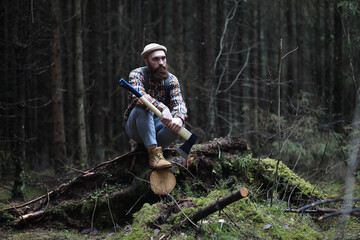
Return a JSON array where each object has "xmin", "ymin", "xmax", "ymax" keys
[{"xmin": 176, "ymin": 133, "xmax": 198, "ymax": 159}]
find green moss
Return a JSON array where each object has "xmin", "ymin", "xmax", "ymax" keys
[
  {"xmin": 0, "ymin": 210, "xmax": 15, "ymax": 227},
  {"xmin": 254, "ymin": 158, "xmax": 325, "ymax": 200},
  {"xmin": 133, "ymin": 203, "xmax": 162, "ymax": 225},
  {"xmin": 79, "ymin": 199, "xmax": 94, "ymax": 223},
  {"xmin": 122, "ymin": 203, "xmax": 164, "ymax": 239},
  {"xmin": 212, "ymin": 197, "xmax": 325, "ymax": 240},
  {"xmin": 50, "ymin": 206, "xmax": 66, "ymax": 218},
  {"xmin": 1, "ymin": 229, "xmax": 113, "ymax": 240}
]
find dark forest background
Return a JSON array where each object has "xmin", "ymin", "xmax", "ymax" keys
[{"xmin": 1, "ymin": 0, "xmax": 359, "ymax": 199}]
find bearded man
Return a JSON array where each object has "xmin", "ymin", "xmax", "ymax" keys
[{"xmin": 124, "ymin": 43, "xmax": 188, "ymax": 169}]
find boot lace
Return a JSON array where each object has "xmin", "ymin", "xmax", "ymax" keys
[{"xmin": 155, "ymin": 153, "xmax": 163, "ymax": 163}]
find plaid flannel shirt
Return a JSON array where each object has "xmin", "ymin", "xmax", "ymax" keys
[{"xmin": 124, "ymin": 67, "xmax": 188, "ymax": 123}]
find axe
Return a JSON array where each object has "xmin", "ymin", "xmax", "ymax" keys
[{"xmin": 119, "ymin": 78, "xmax": 198, "ymax": 159}]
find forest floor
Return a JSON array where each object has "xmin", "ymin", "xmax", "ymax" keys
[
  {"xmin": 0, "ymin": 151, "xmax": 359, "ymax": 240},
  {"xmin": 1, "ymin": 173, "xmax": 359, "ymax": 239}
]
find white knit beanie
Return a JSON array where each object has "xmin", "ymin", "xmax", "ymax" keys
[{"xmin": 141, "ymin": 43, "xmax": 167, "ymax": 58}]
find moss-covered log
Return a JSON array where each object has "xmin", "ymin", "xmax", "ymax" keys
[{"xmin": 0, "ymin": 136, "xmax": 325, "ymax": 230}]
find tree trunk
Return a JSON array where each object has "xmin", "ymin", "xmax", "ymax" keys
[
  {"xmin": 74, "ymin": 0, "xmax": 88, "ymax": 167},
  {"xmin": 11, "ymin": 0, "xmax": 27, "ymax": 200},
  {"xmin": 90, "ymin": 0, "xmax": 105, "ymax": 163},
  {"xmin": 106, "ymin": 0, "xmax": 114, "ymax": 153},
  {"xmin": 333, "ymin": 0, "xmax": 342, "ymax": 132},
  {"xmin": 174, "ymin": 0, "xmax": 184, "ymax": 77},
  {"xmin": 324, "ymin": 1, "xmax": 331, "ymax": 116},
  {"xmin": 51, "ymin": 0, "xmax": 67, "ymax": 174},
  {"xmin": 63, "ymin": 0, "xmax": 75, "ymax": 166},
  {"xmin": 295, "ymin": 0, "xmax": 304, "ymax": 91},
  {"xmin": 314, "ymin": 2, "xmax": 322, "ymax": 98},
  {"xmin": 285, "ymin": 0, "xmax": 295, "ymax": 100}
]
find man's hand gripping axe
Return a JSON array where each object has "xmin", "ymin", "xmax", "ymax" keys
[{"xmin": 119, "ymin": 78, "xmax": 198, "ymax": 159}]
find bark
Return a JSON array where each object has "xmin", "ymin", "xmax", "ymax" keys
[
  {"xmin": 174, "ymin": 0, "xmax": 184, "ymax": 76},
  {"xmin": 295, "ymin": 0, "xmax": 304, "ymax": 90},
  {"xmin": 314, "ymin": 1, "xmax": 322, "ymax": 97},
  {"xmin": 324, "ymin": 1, "xmax": 331, "ymax": 116},
  {"xmin": 11, "ymin": 0, "xmax": 28, "ymax": 201},
  {"xmin": 74, "ymin": 0, "xmax": 88, "ymax": 167},
  {"xmin": 64, "ymin": 0, "xmax": 75, "ymax": 163},
  {"xmin": 106, "ymin": 0, "xmax": 113, "ymax": 149},
  {"xmin": 89, "ymin": 0, "xmax": 105, "ymax": 164},
  {"xmin": 285, "ymin": 0, "xmax": 295, "ymax": 99},
  {"xmin": 333, "ymin": 0, "xmax": 343, "ymax": 132},
  {"xmin": 51, "ymin": 0, "xmax": 67, "ymax": 174}
]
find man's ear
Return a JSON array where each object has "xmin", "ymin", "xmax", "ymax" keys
[{"xmin": 143, "ymin": 57, "xmax": 148, "ymax": 65}]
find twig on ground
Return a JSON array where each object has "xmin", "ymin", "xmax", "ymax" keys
[
  {"xmin": 107, "ymin": 195, "xmax": 117, "ymax": 232},
  {"xmin": 318, "ymin": 208, "xmax": 360, "ymax": 220},
  {"xmin": 285, "ymin": 198, "xmax": 360, "ymax": 221},
  {"xmin": 56, "ymin": 158, "xmax": 89, "ymax": 174},
  {"xmin": 297, "ymin": 198, "xmax": 360, "ymax": 212},
  {"xmin": 125, "ymin": 192, "xmax": 146, "ymax": 216},
  {"xmin": 91, "ymin": 197, "xmax": 98, "ymax": 232}
]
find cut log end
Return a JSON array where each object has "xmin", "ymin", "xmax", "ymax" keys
[
  {"xmin": 240, "ymin": 187, "xmax": 249, "ymax": 197},
  {"xmin": 150, "ymin": 169, "xmax": 176, "ymax": 195},
  {"xmin": 13, "ymin": 210, "xmax": 45, "ymax": 225}
]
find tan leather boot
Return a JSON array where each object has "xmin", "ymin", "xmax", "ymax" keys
[{"xmin": 148, "ymin": 147, "xmax": 172, "ymax": 169}]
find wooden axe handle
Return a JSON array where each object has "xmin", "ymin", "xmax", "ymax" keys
[{"xmin": 119, "ymin": 79, "xmax": 192, "ymax": 140}]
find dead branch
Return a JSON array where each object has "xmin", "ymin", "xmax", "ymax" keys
[
  {"xmin": 288, "ymin": 198, "xmax": 360, "ymax": 221},
  {"xmin": 0, "ymin": 151, "xmax": 142, "ymax": 213},
  {"xmin": 0, "ymin": 191, "xmax": 55, "ymax": 212},
  {"xmin": 285, "ymin": 208, "xmax": 338, "ymax": 214},
  {"xmin": 13, "ymin": 211, "xmax": 45, "ymax": 225},
  {"xmin": 318, "ymin": 208, "xmax": 360, "ymax": 221},
  {"xmin": 180, "ymin": 187, "xmax": 249, "ymax": 226},
  {"xmin": 297, "ymin": 198, "xmax": 360, "ymax": 212}
]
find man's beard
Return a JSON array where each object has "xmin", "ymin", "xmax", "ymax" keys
[{"xmin": 148, "ymin": 65, "xmax": 169, "ymax": 82}]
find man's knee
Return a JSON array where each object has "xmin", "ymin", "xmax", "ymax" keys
[{"xmin": 132, "ymin": 106, "xmax": 153, "ymax": 119}]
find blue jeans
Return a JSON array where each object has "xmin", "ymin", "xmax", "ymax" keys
[{"xmin": 125, "ymin": 106, "xmax": 178, "ymax": 149}]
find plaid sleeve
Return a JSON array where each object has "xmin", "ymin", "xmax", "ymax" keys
[
  {"xmin": 128, "ymin": 68, "xmax": 167, "ymax": 112},
  {"xmin": 169, "ymin": 75, "xmax": 188, "ymax": 122}
]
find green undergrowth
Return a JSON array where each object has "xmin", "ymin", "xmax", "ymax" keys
[
  {"xmin": 112, "ymin": 154, "xmax": 358, "ymax": 239},
  {"xmin": 1, "ymin": 154, "xmax": 359, "ymax": 239},
  {"xmin": 116, "ymin": 188, "xmax": 359, "ymax": 239},
  {"xmin": 115, "ymin": 190, "xmax": 326, "ymax": 239},
  {"xmin": 0, "ymin": 228, "xmax": 114, "ymax": 240}
]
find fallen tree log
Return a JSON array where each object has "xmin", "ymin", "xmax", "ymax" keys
[
  {"xmin": 0, "ymin": 137, "xmax": 249, "ymax": 228},
  {"xmin": 0, "ymin": 136, "xmax": 325, "ymax": 230}
]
